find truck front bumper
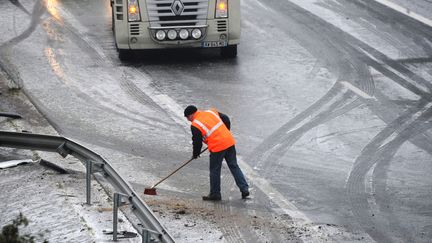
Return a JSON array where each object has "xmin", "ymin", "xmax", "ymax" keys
[{"xmin": 117, "ymin": 19, "xmax": 239, "ymax": 50}]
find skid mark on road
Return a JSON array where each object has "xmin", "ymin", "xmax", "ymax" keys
[
  {"xmin": 0, "ymin": 0, "xmax": 45, "ymax": 49},
  {"xmin": 251, "ymin": 1, "xmax": 432, "ymax": 241},
  {"xmin": 8, "ymin": 0, "xmax": 30, "ymax": 15},
  {"xmin": 247, "ymin": 84, "xmax": 345, "ymax": 168},
  {"xmin": 32, "ymin": 1, "xmax": 180, "ymax": 132},
  {"xmin": 346, "ymin": 100, "xmax": 432, "ymax": 242},
  {"xmin": 43, "ymin": 46, "xmax": 163, "ymax": 128},
  {"xmin": 357, "ymin": 46, "xmax": 432, "ymax": 97},
  {"xmin": 368, "ymin": 0, "xmax": 432, "ymax": 28},
  {"xmin": 254, "ymin": 91, "xmax": 361, "ymax": 173},
  {"xmin": 44, "ymin": 1, "xmax": 190, "ymax": 130},
  {"xmin": 371, "ymin": 149, "xmax": 416, "ymax": 243},
  {"xmin": 0, "ymin": 0, "xmax": 46, "ymax": 89}
]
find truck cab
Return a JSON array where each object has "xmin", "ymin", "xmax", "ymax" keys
[{"xmin": 110, "ymin": 0, "xmax": 240, "ymax": 59}]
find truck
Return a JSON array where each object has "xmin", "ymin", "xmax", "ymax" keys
[{"xmin": 110, "ymin": 0, "xmax": 240, "ymax": 59}]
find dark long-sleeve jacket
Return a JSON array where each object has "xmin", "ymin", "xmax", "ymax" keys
[{"xmin": 191, "ymin": 112, "xmax": 231, "ymax": 158}]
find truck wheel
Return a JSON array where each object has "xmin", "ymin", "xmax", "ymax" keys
[{"xmin": 220, "ymin": 45, "xmax": 237, "ymax": 58}]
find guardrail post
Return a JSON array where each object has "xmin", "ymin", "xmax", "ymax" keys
[
  {"xmin": 113, "ymin": 192, "xmax": 129, "ymax": 241},
  {"xmin": 86, "ymin": 160, "xmax": 104, "ymax": 205},
  {"xmin": 142, "ymin": 228, "xmax": 150, "ymax": 243},
  {"xmin": 113, "ymin": 193, "xmax": 120, "ymax": 241},
  {"xmin": 140, "ymin": 227, "xmax": 161, "ymax": 243},
  {"xmin": 86, "ymin": 160, "xmax": 92, "ymax": 205}
]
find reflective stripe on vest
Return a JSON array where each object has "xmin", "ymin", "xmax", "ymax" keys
[
  {"xmin": 194, "ymin": 110, "xmax": 223, "ymax": 140},
  {"xmin": 192, "ymin": 109, "xmax": 235, "ymax": 152}
]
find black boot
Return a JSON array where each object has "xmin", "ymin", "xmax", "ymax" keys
[
  {"xmin": 241, "ymin": 191, "xmax": 250, "ymax": 199},
  {"xmin": 202, "ymin": 194, "xmax": 222, "ymax": 201}
]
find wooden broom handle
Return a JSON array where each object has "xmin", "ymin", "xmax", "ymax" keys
[{"xmin": 151, "ymin": 147, "xmax": 208, "ymax": 189}]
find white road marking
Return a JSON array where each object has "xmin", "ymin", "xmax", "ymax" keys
[
  {"xmin": 340, "ymin": 81, "xmax": 376, "ymax": 100},
  {"xmin": 372, "ymin": 0, "xmax": 432, "ymax": 28}
]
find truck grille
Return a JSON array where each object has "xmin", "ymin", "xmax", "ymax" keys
[{"xmin": 146, "ymin": 0, "xmax": 209, "ymax": 27}]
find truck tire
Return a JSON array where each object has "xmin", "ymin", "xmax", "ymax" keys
[{"xmin": 220, "ymin": 45, "xmax": 237, "ymax": 58}]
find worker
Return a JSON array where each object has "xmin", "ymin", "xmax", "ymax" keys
[{"xmin": 184, "ymin": 105, "xmax": 250, "ymax": 201}]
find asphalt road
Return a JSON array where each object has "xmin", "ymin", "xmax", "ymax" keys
[{"xmin": 0, "ymin": 0, "xmax": 431, "ymax": 242}]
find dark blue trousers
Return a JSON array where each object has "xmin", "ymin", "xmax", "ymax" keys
[{"xmin": 209, "ymin": 145, "xmax": 249, "ymax": 196}]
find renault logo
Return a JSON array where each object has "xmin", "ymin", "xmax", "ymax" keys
[{"xmin": 171, "ymin": 0, "xmax": 184, "ymax": 16}]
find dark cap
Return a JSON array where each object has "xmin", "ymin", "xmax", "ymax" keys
[{"xmin": 184, "ymin": 105, "xmax": 197, "ymax": 117}]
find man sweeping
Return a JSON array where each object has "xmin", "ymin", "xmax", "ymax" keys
[{"xmin": 184, "ymin": 105, "xmax": 250, "ymax": 201}]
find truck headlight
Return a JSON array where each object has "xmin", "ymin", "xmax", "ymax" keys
[
  {"xmin": 167, "ymin": 29, "xmax": 177, "ymax": 40},
  {"xmin": 128, "ymin": 0, "xmax": 141, "ymax": 22},
  {"xmin": 191, "ymin": 29, "xmax": 202, "ymax": 39},
  {"xmin": 156, "ymin": 30, "xmax": 166, "ymax": 40},
  {"xmin": 215, "ymin": 0, "xmax": 228, "ymax": 18},
  {"xmin": 179, "ymin": 29, "xmax": 189, "ymax": 40}
]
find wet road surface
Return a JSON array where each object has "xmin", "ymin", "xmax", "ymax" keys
[{"xmin": 1, "ymin": 0, "xmax": 431, "ymax": 242}]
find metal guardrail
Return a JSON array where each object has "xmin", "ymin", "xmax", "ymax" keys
[{"xmin": 0, "ymin": 131, "xmax": 175, "ymax": 243}]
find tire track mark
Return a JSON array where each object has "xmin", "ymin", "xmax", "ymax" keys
[
  {"xmin": 371, "ymin": 151, "xmax": 416, "ymax": 243},
  {"xmin": 45, "ymin": 1, "xmax": 175, "ymax": 120},
  {"xmin": 245, "ymin": 0, "xmax": 374, "ymax": 169},
  {"xmin": 332, "ymin": 0, "xmax": 432, "ymax": 95},
  {"xmin": 216, "ymin": 203, "xmax": 244, "ymax": 242},
  {"xmin": 8, "ymin": 0, "xmax": 30, "ymax": 15},
  {"xmin": 43, "ymin": 5, "xmax": 166, "ymax": 128},
  {"xmin": 42, "ymin": 48, "xmax": 159, "ymax": 129},
  {"xmin": 241, "ymin": 1, "xmax": 377, "ymax": 241},
  {"xmin": 0, "ymin": 0, "xmax": 46, "ymax": 89},
  {"xmin": 253, "ymin": 2, "xmax": 432, "ymax": 241},
  {"xmin": 245, "ymin": 0, "xmax": 432, "ymax": 241},
  {"xmin": 1, "ymin": 0, "xmax": 45, "ymax": 49},
  {"xmin": 322, "ymin": 0, "xmax": 429, "ymax": 62},
  {"xmin": 44, "ymin": 1, "xmax": 185, "ymax": 130},
  {"xmin": 261, "ymin": 95, "xmax": 362, "ymax": 175},
  {"xmin": 370, "ymin": 96, "xmax": 432, "ymax": 243},
  {"xmin": 356, "ymin": 45, "xmax": 432, "ymax": 95},
  {"xmin": 36, "ymin": 2, "xmax": 179, "ymax": 131},
  {"xmin": 346, "ymin": 100, "xmax": 432, "ymax": 243},
  {"xmin": 247, "ymin": 83, "xmax": 345, "ymax": 169},
  {"xmin": 0, "ymin": 1, "xmax": 179, "ymax": 156},
  {"xmin": 277, "ymin": 0, "xmax": 432, "ymax": 99},
  {"xmin": 347, "ymin": 0, "xmax": 432, "ymax": 41},
  {"xmin": 369, "ymin": 91, "xmax": 432, "ymax": 156}
]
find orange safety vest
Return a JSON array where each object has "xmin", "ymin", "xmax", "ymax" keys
[{"xmin": 191, "ymin": 108, "xmax": 235, "ymax": 153}]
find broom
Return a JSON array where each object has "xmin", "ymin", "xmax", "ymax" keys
[{"xmin": 144, "ymin": 147, "xmax": 208, "ymax": 195}]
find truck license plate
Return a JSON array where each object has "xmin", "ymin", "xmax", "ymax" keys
[{"xmin": 202, "ymin": 41, "xmax": 227, "ymax": 48}]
